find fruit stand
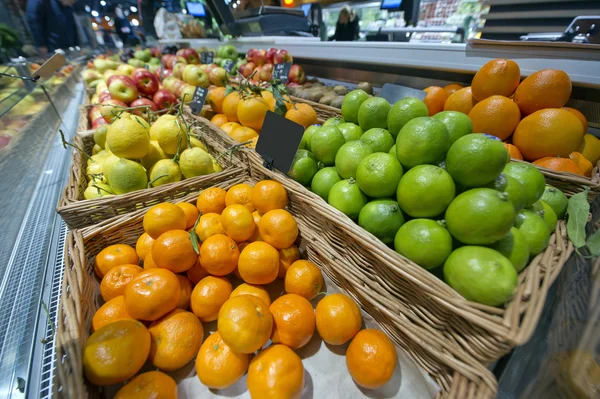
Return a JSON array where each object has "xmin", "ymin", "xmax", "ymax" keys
[{"xmin": 0, "ymin": 35, "xmax": 598, "ymax": 399}]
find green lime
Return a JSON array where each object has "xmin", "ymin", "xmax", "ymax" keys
[
  {"xmin": 397, "ymin": 165, "xmax": 455, "ymax": 217},
  {"xmin": 300, "ymin": 124, "xmax": 320, "ymax": 151},
  {"xmin": 102, "ymin": 154, "xmax": 121, "ymax": 182},
  {"xmin": 323, "ymin": 117, "xmax": 345, "ymax": 127},
  {"xmin": 502, "ymin": 162, "xmax": 546, "ymax": 208},
  {"xmin": 489, "ymin": 227, "xmax": 530, "ymax": 272},
  {"xmin": 528, "ymin": 200, "xmax": 558, "ymax": 232},
  {"xmin": 387, "ymin": 97, "xmax": 429, "ymax": 139},
  {"xmin": 337, "ymin": 123, "xmax": 363, "ymax": 142},
  {"xmin": 356, "ymin": 153, "xmax": 404, "ymax": 198},
  {"xmin": 310, "ymin": 125, "xmax": 346, "ymax": 166},
  {"xmin": 389, "ymin": 144, "xmax": 396, "ymax": 159},
  {"xmin": 443, "ymin": 246, "xmax": 518, "ymax": 306},
  {"xmin": 341, "ymin": 90, "xmax": 369, "ymax": 124},
  {"xmin": 179, "ymin": 147, "xmax": 213, "ymax": 178},
  {"xmin": 515, "ymin": 209, "xmax": 551, "ymax": 256},
  {"xmin": 149, "ymin": 159, "xmax": 182, "ymax": 187},
  {"xmin": 335, "ymin": 141, "xmax": 374, "ymax": 179},
  {"xmin": 328, "ymin": 179, "xmax": 368, "ymax": 221},
  {"xmin": 359, "ymin": 199, "xmax": 405, "ymax": 245},
  {"xmin": 394, "ymin": 219, "xmax": 453, "ymax": 270},
  {"xmin": 486, "ymin": 173, "xmax": 526, "ymax": 211},
  {"xmin": 432, "ymin": 111, "xmax": 473, "ymax": 145},
  {"xmin": 288, "ymin": 150, "xmax": 319, "ymax": 186},
  {"xmin": 360, "ymin": 128, "xmax": 395, "ymax": 153},
  {"xmin": 93, "ymin": 125, "xmax": 107, "ymax": 148},
  {"xmin": 396, "ymin": 117, "xmax": 449, "ymax": 168},
  {"xmin": 446, "ymin": 134, "xmax": 508, "ymax": 187},
  {"xmin": 311, "ymin": 167, "xmax": 342, "ymax": 201},
  {"xmin": 445, "ymin": 188, "xmax": 516, "ymax": 245},
  {"xmin": 358, "ymin": 97, "xmax": 391, "ymax": 131},
  {"xmin": 540, "ymin": 185, "xmax": 568, "ymax": 219},
  {"xmin": 108, "ymin": 158, "xmax": 148, "ymax": 195}
]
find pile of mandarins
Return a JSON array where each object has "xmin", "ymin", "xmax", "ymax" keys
[
  {"xmin": 83, "ymin": 180, "xmax": 397, "ymax": 398},
  {"xmin": 424, "ymin": 59, "xmax": 598, "ymax": 178}
]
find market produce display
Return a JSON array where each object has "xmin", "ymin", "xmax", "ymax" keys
[
  {"xmin": 84, "ymin": 182, "xmax": 398, "ymax": 395},
  {"xmin": 287, "ymin": 80, "xmax": 373, "ymax": 109}
]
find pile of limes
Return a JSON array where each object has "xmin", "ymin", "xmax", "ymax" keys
[{"xmin": 289, "ymin": 91, "xmax": 569, "ymax": 306}]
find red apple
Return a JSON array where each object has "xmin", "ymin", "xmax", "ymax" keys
[
  {"xmin": 180, "ymin": 84, "xmax": 196, "ymax": 103},
  {"xmin": 91, "ymin": 116, "xmax": 108, "ymax": 129},
  {"xmin": 153, "ymin": 89, "xmax": 177, "ymax": 110},
  {"xmin": 239, "ymin": 62, "xmax": 256, "ymax": 78},
  {"xmin": 204, "ymin": 63, "xmax": 219, "ymax": 75},
  {"xmin": 182, "ymin": 65, "xmax": 210, "ymax": 88},
  {"xmin": 98, "ymin": 91, "xmax": 112, "ymax": 103},
  {"xmin": 163, "ymin": 69, "xmax": 173, "ymax": 78},
  {"xmin": 161, "ymin": 54, "xmax": 175, "ymax": 66},
  {"xmin": 257, "ymin": 63, "xmax": 273, "ymax": 81},
  {"xmin": 150, "ymin": 48, "xmax": 162, "ymax": 58},
  {"xmin": 106, "ymin": 74, "xmax": 133, "ymax": 88},
  {"xmin": 288, "ymin": 64, "xmax": 306, "ymax": 85},
  {"xmin": 173, "ymin": 63, "xmax": 187, "ymax": 79},
  {"xmin": 286, "ymin": 82, "xmax": 301, "ymax": 87},
  {"xmin": 274, "ymin": 49, "xmax": 293, "ymax": 65},
  {"xmin": 209, "ymin": 67, "xmax": 228, "ymax": 86},
  {"xmin": 264, "ymin": 48, "xmax": 278, "ymax": 64},
  {"xmin": 162, "ymin": 76, "xmax": 179, "ymax": 93},
  {"xmin": 131, "ymin": 69, "xmax": 159, "ymax": 96},
  {"xmin": 99, "ymin": 98, "xmax": 128, "ymax": 121},
  {"xmin": 176, "ymin": 48, "xmax": 200, "ymax": 65},
  {"xmin": 108, "ymin": 76, "xmax": 139, "ymax": 104},
  {"xmin": 89, "ymin": 105, "xmax": 102, "ymax": 121},
  {"xmin": 252, "ymin": 49, "xmax": 266, "ymax": 66},
  {"xmin": 130, "ymin": 98, "xmax": 159, "ymax": 120}
]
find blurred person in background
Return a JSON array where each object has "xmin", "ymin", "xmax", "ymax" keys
[
  {"xmin": 329, "ymin": 5, "xmax": 360, "ymax": 41},
  {"xmin": 26, "ymin": 0, "xmax": 79, "ymax": 54},
  {"xmin": 114, "ymin": 5, "xmax": 141, "ymax": 47}
]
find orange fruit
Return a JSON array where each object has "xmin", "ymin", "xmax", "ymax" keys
[
  {"xmin": 135, "ymin": 233, "xmax": 155, "ymax": 261},
  {"xmin": 443, "ymin": 83, "xmax": 464, "ymax": 96},
  {"xmin": 195, "ymin": 212, "xmax": 226, "ymax": 242},
  {"xmin": 210, "ymin": 113, "xmax": 229, "ymax": 126},
  {"xmin": 83, "ymin": 319, "xmax": 150, "ymax": 385},
  {"xmin": 261, "ymin": 90, "xmax": 276, "ymax": 111},
  {"xmin": 199, "ymin": 234, "xmax": 240, "ymax": 275},
  {"xmin": 208, "ymin": 86, "xmax": 226, "ymax": 114},
  {"xmin": 114, "ymin": 371, "xmax": 177, "ymax": 399},
  {"xmin": 144, "ymin": 252, "xmax": 158, "ymax": 270},
  {"xmin": 569, "ymin": 152, "xmax": 593, "ymax": 177},
  {"xmin": 230, "ymin": 283, "xmax": 272, "ymax": 306},
  {"xmin": 143, "ymin": 203, "xmax": 187, "ymax": 239},
  {"xmin": 533, "ymin": 157, "xmax": 584, "ymax": 176},
  {"xmin": 218, "ymin": 295, "xmax": 273, "ymax": 353},
  {"xmin": 423, "ymin": 86, "xmax": 447, "ymax": 116},
  {"xmin": 513, "ymin": 108, "xmax": 585, "ymax": 161},
  {"xmin": 283, "ymin": 94, "xmax": 293, "ymax": 110},
  {"xmin": 223, "ymin": 92, "xmax": 242, "ymax": 122},
  {"xmin": 197, "ymin": 187, "xmax": 227, "ymax": 215},
  {"xmin": 91, "ymin": 295, "xmax": 135, "ymax": 332},
  {"xmin": 563, "ymin": 107, "xmax": 588, "ymax": 132},
  {"xmin": 186, "ymin": 257, "xmax": 209, "ymax": 283},
  {"xmin": 252, "ymin": 180, "xmax": 289, "ymax": 214},
  {"xmin": 504, "ymin": 143, "xmax": 523, "ymax": 160},
  {"xmin": 195, "ymin": 332, "xmax": 250, "ymax": 389},
  {"xmin": 177, "ymin": 202, "xmax": 200, "ymax": 230},
  {"xmin": 468, "ymin": 95, "xmax": 521, "ymax": 140},
  {"xmin": 346, "ymin": 329, "xmax": 397, "ymax": 389},
  {"xmin": 190, "ymin": 275, "xmax": 232, "ymax": 322},
  {"xmin": 471, "ymin": 59, "xmax": 521, "ymax": 102},
  {"xmin": 238, "ymin": 95, "xmax": 270, "ymax": 131},
  {"xmin": 148, "ymin": 309, "xmax": 204, "ymax": 371},
  {"xmin": 238, "ymin": 241, "xmax": 280, "ymax": 285},
  {"xmin": 577, "ymin": 134, "xmax": 600, "ymax": 166},
  {"xmin": 221, "ymin": 204, "xmax": 256, "ymax": 242},
  {"xmin": 151, "ymin": 230, "xmax": 197, "ymax": 273},
  {"xmin": 285, "ymin": 103, "xmax": 318, "ymax": 129},
  {"xmin": 284, "ymin": 260, "xmax": 323, "ymax": 300},
  {"xmin": 315, "ymin": 293, "xmax": 362, "ymax": 345},
  {"xmin": 514, "ymin": 69, "xmax": 572, "ymax": 115},
  {"xmin": 94, "ymin": 244, "xmax": 139, "ymax": 278},
  {"xmin": 176, "ymin": 275, "xmax": 193, "ymax": 309},
  {"xmin": 270, "ymin": 294, "xmax": 315, "ymax": 349},
  {"xmin": 247, "ymin": 344, "xmax": 304, "ymax": 399},
  {"xmin": 258, "ymin": 209, "xmax": 298, "ymax": 249},
  {"xmin": 124, "ymin": 268, "xmax": 181, "ymax": 321},
  {"xmin": 225, "ymin": 183, "xmax": 255, "ymax": 211},
  {"xmin": 221, "ymin": 121, "xmax": 242, "ymax": 136},
  {"xmin": 230, "ymin": 126, "xmax": 259, "ymax": 143},
  {"xmin": 277, "ymin": 245, "xmax": 300, "ymax": 278},
  {"xmin": 100, "ymin": 264, "xmax": 143, "ymax": 302},
  {"xmin": 443, "ymin": 86, "xmax": 476, "ymax": 114},
  {"xmin": 249, "ymin": 210, "xmax": 263, "ymax": 242}
]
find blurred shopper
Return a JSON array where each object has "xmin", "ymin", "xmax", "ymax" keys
[
  {"xmin": 329, "ymin": 5, "xmax": 360, "ymax": 41},
  {"xmin": 73, "ymin": 0, "xmax": 98, "ymax": 49},
  {"xmin": 26, "ymin": 0, "xmax": 79, "ymax": 54},
  {"xmin": 114, "ymin": 5, "xmax": 141, "ymax": 47}
]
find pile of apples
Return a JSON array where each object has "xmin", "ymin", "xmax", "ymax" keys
[{"xmin": 238, "ymin": 48, "xmax": 306, "ymax": 85}]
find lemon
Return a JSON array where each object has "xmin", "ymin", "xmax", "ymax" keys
[
  {"xmin": 149, "ymin": 159, "xmax": 182, "ymax": 187},
  {"xmin": 84, "ymin": 182, "xmax": 115, "ymax": 200},
  {"xmin": 179, "ymin": 147, "xmax": 213, "ymax": 178},
  {"xmin": 212, "ymin": 158, "xmax": 222, "ymax": 172},
  {"xmin": 102, "ymin": 154, "xmax": 121, "ymax": 182},
  {"xmin": 90, "ymin": 150, "xmax": 109, "ymax": 164},
  {"xmin": 93, "ymin": 126, "xmax": 107, "ymax": 148},
  {"xmin": 107, "ymin": 159, "xmax": 148, "ymax": 194},
  {"xmin": 149, "ymin": 114, "xmax": 188, "ymax": 155},
  {"xmin": 129, "ymin": 114, "xmax": 150, "ymax": 130},
  {"xmin": 106, "ymin": 117, "xmax": 150, "ymax": 159},
  {"xmin": 141, "ymin": 141, "xmax": 167, "ymax": 169},
  {"xmin": 92, "ymin": 144, "xmax": 103, "ymax": 155},
  {"xmin": 190, "ymin": 136, "xmax": 207, "ymax": 151},
  {"xmin": 86, "ymin": 161, "xmax": 104, "ymax": 178}
]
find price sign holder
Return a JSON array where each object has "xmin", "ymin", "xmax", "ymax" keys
[
  {"xmin": 380, "ymin": 83, "xmax": 427, "ymax": 104},
  {"xmin": 189, "ymin": 87, "xmax": 208, "ymax": 114},
  {"xmin": 200, "ymin": 52, "xmax": 214, "ymax": 64},
  {"xmin": 272, "ymin": 62, "xmax": 292, "ymax": 84},
  {"xmin": 31, "ymin": 53, "xmax": 65, "ymax": 80},
  {"xmin": 223, "ymin": 59, "xmax": 235, "ymax": 73},
  {"xmin": 255, "ymin": 111, "xmax": 304, "ymax": 173}
]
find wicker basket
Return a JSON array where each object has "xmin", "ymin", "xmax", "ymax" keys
[
  {"xmin": 291, "ymin": 96, "xmax": 342, "ymax": 120},
  {"xmin": 56, "ymin": 177, "xmax": 497, "ymax": 399},
  {"xmin": 56, "ymin": 117, "xmax": 248, "ymax": 229}
]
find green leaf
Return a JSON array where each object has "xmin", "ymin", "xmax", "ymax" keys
[
  {"xmin": 225, "ymin": 85, "xmax": 235, "ymax": 97},
  {"xmin": 586, "ymin": 229, "xmax": 600, "ymax": 256},
  {"xmin": 189, "ymin": 211, "xmax": 202, "ymax": 254},
  {"xmin": 566, "ymin": 188, "xmax": 589, "ymax": 248}
]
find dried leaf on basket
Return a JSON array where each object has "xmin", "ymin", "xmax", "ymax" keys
[{"xmin": 566, "ymin": 188, "xmax": 589, "ymax": 249}]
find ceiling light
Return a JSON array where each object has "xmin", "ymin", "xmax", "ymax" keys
[
  {"xmin": 182, "ymin": 9, "xmax": 187, "ymax": 14},
  {"xmin": 232, "ymin": 3, "xmax": 237, "ymax": 8},
  {"xmin": 91, "ymin": 10, "xmax": 99, "ymax": 17},
  {"xmin": 104, "ymin": 16, "xmax": 110, "ymax": 21},
  {"xmin": 100, "ymin": 0, "xmax": 106, "ymax": 6},
  {"xmin": 92, "ymin": 22, "xmax": 98, "ymax": 27},
  {"xmin": 130, "ymin": 6, "xmax": 137, "ymax": 12},
  {"xmin": 85, "ymin": 5, "xmax": 90, "ymax": 12},
  {"xmin": 131, "ymin": 18, "xmax": 139, "ymax": 26}
]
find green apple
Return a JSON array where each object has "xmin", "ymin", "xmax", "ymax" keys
[
  {"xmin": 134, "ymin": 49, "xmax": 152, "ymax": 62},
  {"xmin": 128, "ymin": 58, "xmax": 145, "ymax": 68},
  {"xmin": 217, "ymin": 44, "xmax": 238, "ymax": 60},
  {"xmin": 149, "ymin": 57, "xmax": 161, "ymax": 66}
]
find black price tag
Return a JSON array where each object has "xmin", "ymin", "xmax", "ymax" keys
[
  {"xmin": 380, "ymin": 83, "xmax": 427, "ymax": 104},
  {"xmin": 272, "ymin": 62, "xmax": 292, "ymax": 84},
  {"xmin": 200, "ymin": 52, "xmax": 214, "ymax": 64},
  {"xmin": 256, "ymin": 111, "xmax": 304, "ymax": 174},
  {"xmin": 223, "ymin": 59, "xmax": 235, "ymax": 73},
  {"xmin": 189, "ymin": 86, "xmax": 208, "ymax": 114}
]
